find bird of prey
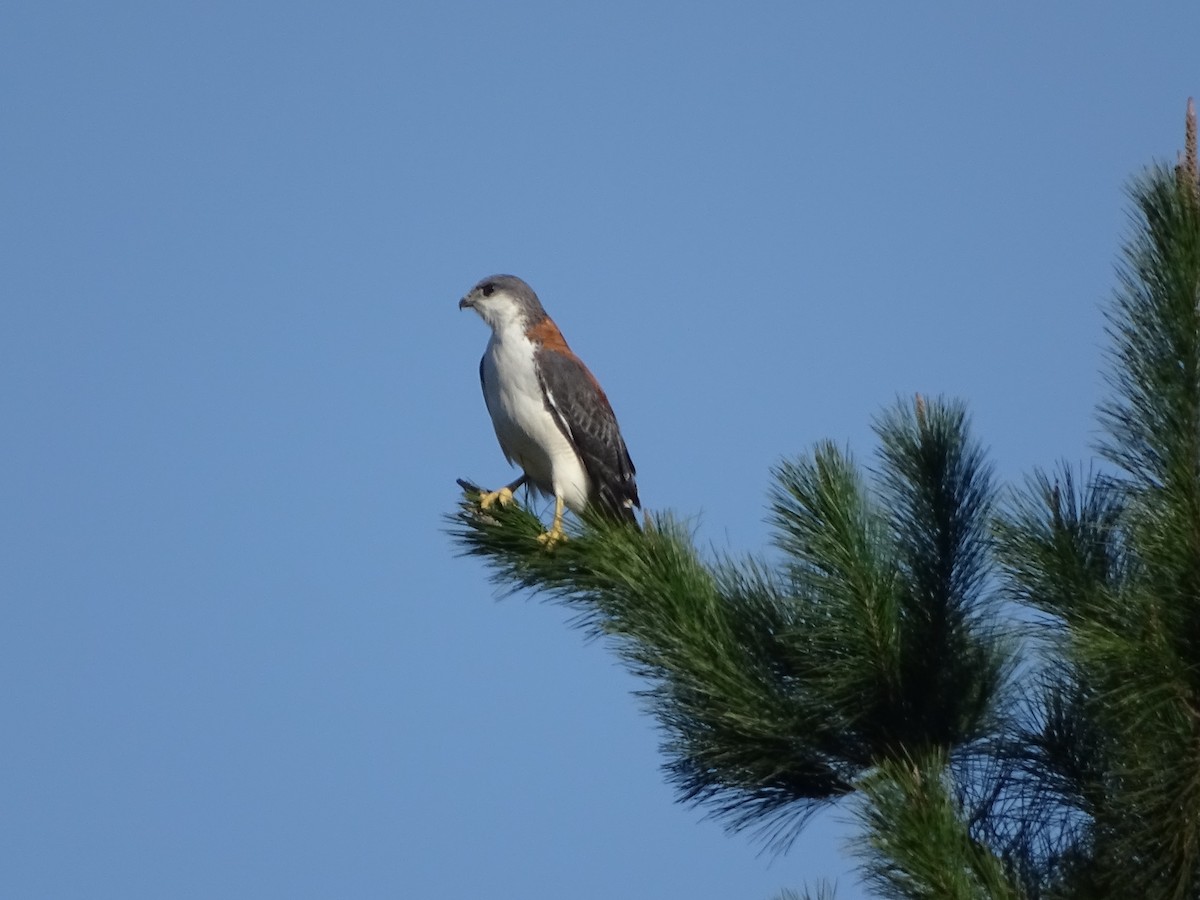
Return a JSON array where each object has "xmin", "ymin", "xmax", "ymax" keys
[{"xmin": 459, "ymin": 274, "xmax": 639, "ymax": 546}]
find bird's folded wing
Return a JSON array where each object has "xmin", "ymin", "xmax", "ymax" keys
[{"xmin": 535, "ymin": 346, "xmax": 640, "ymax": 519}]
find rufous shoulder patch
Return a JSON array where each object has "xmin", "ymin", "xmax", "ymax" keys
[
  {"xmin": 525, "ymin": 317, "xmax": 572, "ymax": 355},
  {"xmin": 526, "ymin": 317, "xmax": 610, "ymax": 402}
]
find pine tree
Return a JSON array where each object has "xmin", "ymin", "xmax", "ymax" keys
[{"xmin": 449, "ymin": 100, "xmax": 1200, "ymax": 900}]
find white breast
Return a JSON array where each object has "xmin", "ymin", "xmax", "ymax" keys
[{"xmin": 481, "ymin": 332, "xmax": 592, "ymax": 513}]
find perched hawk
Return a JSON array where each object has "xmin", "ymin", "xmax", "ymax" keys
[{"xmin": 459, "ymin": 274, "xmax": 639, "ymax": 545}]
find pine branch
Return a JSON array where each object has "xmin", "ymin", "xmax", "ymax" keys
[
  {"xmin": 979, "ymin": 670, "xmax": 1103, "ymax": 897},
  {"xmin": 994, "ymin": 464, "xmax": 1129, "ymax": 630},
  {"xmin": 447, "ymin": 487, "xmax": 856, "ymax": 851},
  {"xmin": 854, "ymin": 751, "xmax": 1024, "ymax": 900},
  {"xmin": 1092, "ymin": 146, "xmax": 1200, "ymax": 897},
  {"xmin": 994, "ymin": 464, "xmax": 1200, "ymax": 894},
  {"xmin": 449, "ymin": 397, "xmax": 1012, "ymax": 856},
  {"xmin": 993, "ymin": 106, "xmax": 1200, "ymax": 897},
  {"xmin": 769, "ymin": 442, "xmax": 905, "ymax": 754},
  {"xmin": 769, "ymin": 398, "xmax": 1012, "ymax": 765},
  {"xmin": 1099, "ymin": 157, "xmax": 1200, "ymax": 537},
  {"xmin": 1177, "ymin": 97, "xmax": 1197, "ymax": 200},
  {"xmin": 872, "ymin": 397, "xmax": 1012, "ymax": 751}
]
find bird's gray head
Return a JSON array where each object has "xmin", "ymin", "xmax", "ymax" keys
[{"xmin": 458, "ymin": 274, "xmax": 548, "ymax": 332}]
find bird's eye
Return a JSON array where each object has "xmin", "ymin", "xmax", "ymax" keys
[{"xmin": 481, "ymin": 283, "xmax": 496, "ymax": 297}]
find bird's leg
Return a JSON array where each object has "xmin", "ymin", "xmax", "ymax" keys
[
  {"xmin": 478, "ymin": 475, "xmax": 527, "ymax": 510},
  {"xmin": 538, "ymin": 494, "xmax": 567, "ymax": 548}
]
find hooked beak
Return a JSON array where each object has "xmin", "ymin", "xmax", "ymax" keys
[{"xmin": 458, "ymin": 296, "xmax": 474, "ymax": 311}]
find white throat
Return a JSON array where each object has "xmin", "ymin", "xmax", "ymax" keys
[{"xmin": 475, "ymin": 296, "xmax": 531, "ymax": 337}]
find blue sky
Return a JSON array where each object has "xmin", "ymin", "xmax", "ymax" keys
[{"xmin": 2, "ymin": 2, "xmax": 1197, "ymax": 897}]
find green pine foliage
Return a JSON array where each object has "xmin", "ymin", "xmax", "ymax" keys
[
  {"xmin": 451, "ymin": 395, "xmax": 1008, "ymax": 855},
  {"xmin": 855, "ymin": 751, "xmax": 1021, "ymax": 900},
  {"xmin": 992, "ymin": 108, "xmax": 1200, "ymax": 898},
  {"xmin": 448, "ymin": 101, "xmax": 1200, "ymax": 899}
]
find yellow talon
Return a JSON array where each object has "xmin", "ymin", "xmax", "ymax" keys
[
  {"xmin": 475, "ymin": 475, "xmax": 527, "ymax": 510},
  {"xmin": 537, "ymin": 494, "xmax": 568, "ymax": 549},
  {"xmin": 537, "ymin": 527, "xmax": 566, "ymax": 548},
  {"xmin": 478, "ymin": 487, "xmax": 515, "ymax": 510}
]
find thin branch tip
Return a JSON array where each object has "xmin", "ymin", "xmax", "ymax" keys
[
  {"xmin": 1182, "ymin": 96, "xmax": 1198, "ymax": 192},
  {"xmin": 456, "ymin": 477, "xmax": 482, "ymax": 496}
]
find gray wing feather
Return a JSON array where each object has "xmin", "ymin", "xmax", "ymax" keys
[{"xmin": 535, "ymin": 348, "xmax": 639, "ymax": 522}]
